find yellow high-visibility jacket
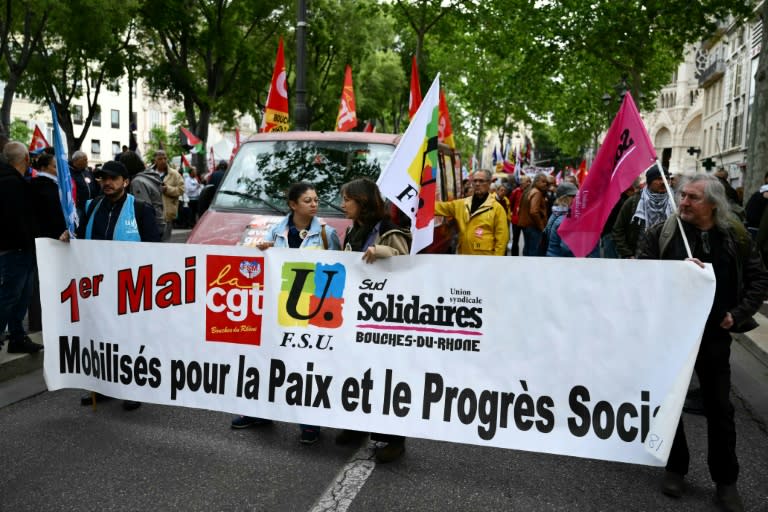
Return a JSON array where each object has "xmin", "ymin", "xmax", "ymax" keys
[{"xmin": 435, "ymin": 195, "xmax": 509, "ymax": 255}]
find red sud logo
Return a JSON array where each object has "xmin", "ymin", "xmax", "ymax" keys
[
  {"xmin": 278, "ymin": 262, "xmax": 345, "ymax": 328},
  {"xmin": 205, "ymin": 255, "xmax": 265, "ymax": 345}
]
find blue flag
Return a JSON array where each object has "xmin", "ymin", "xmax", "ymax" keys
[{"xmin": 50, "ymin": 102, "xmax": 78, "ymax": 235}]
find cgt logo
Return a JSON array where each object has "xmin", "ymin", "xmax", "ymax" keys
[
  {"xmin": 205, "ymin": 255, "xmax": 265, "ymax": 345},
  {"xmin": 278, "ymin": 262, "xmax": 345, "ymax": 328}
]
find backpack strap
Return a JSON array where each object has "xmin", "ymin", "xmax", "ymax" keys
[{"xmin": 321, "ymin": 223, "xmax": 328, "ymax": 250}]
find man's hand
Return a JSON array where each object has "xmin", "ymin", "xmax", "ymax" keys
[
  {"xmin": 685, "ymin": 257, "xmax": 705, "ymax": 268},
  {"xmin": 59, "ymin": 231, "xmax": 71, "ymax": 243},
  {"xmin": 720, "ymin": 312, "xmax": 734, "ymax": 330}
]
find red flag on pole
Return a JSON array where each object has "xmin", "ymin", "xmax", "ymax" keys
[
  {"xmin": 557, "ymin": 92, "xmax": 657, "ymax": 257},
  {"xmin": 29, "ymin": 125, "xmax": 49, "ymax": 152},
  {"xmin": 230, "ymin": 127, "xmax": 241, "ymax": 164},
  {"xmin": 438, "ymin": 89, "xmax": 455, "ymax": 149},
  {"xmin": 576, "ymin": 159, "xmax": 588, "ymax": 186},
  {"xmin": 335, "ymin": 65, "xmax": 358, "ymax": 132},
  {"xmin": 408, "ymin": 56, "xmax": 422, "ymax": 121},
  {"xmin": 260, "ymin": 37, "xmax": 290, "ymax": 132}
]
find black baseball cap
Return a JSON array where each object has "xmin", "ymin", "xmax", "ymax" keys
[{"xmin": 95, "ymin": 160, "xmax": 129, "ymax": 179}]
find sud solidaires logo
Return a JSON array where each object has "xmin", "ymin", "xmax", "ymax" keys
[{"xmin": 205, "ymin": 256, "xmax": 345, "ymax": 345}]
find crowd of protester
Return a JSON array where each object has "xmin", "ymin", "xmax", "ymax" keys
[{"xmin": 1, "ymin": 137, "xmax": 764, "ymax": 509}]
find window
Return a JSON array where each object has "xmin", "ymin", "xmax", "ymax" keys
[
  {"xmin": 150, "ymin": 109, "xmax": 161, "ymax": 128},
  {"xmin": 112, "ymin": 141, "xmax": 121, "ymax": 156},
  {"xmin": 733, "ymin": 62, "xmax": 742, "ymax": 98},
  {"xmin": 111, "ymin": 109, "xmax": 120, "ymax": 129},
  {"xmin": 91, "ymin": 139, "xmax": 101, "ymax": 156},
  {"xmin": 73, "ymin": 105, "xmax": 83, "ymax": 125},
  {"xmin": 731, "ymin": 99, "xmax": 742, "ymax": 147},
  {"xmin": 92, "ymin": 106, "xmax": 101, "ymax": 127}
]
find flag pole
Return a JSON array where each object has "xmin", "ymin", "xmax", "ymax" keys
[{"xmin": 657, "ymin": 159, "xmax": 692, "ymax": 259}]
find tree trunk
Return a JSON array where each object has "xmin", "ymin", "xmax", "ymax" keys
[
  {"xmin": 1, "ymin": 74, "xmax": 21, "ymax": 147},
  {"xmin": 745, "ymin": 5, "xmax": 768, "ymax": 199}
]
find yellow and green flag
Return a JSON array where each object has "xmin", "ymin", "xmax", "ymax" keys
[{"xmin": 377, "ymin": 74, "xmax": 441, "ymax": 254}]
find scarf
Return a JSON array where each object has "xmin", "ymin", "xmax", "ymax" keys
[{"xmin": 633, "ymin": 187, "xmax": 673, "ymax": 230}]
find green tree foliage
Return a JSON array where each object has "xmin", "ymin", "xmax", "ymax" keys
[
  {"xmin": 138, "ymin": 0, "xmax": 289, "ymax": 166},
  {"xmin": 144, "ymin": 125, "xmax": 182, "ymax": 164},
  {"xmin": 14, "ymin": 0, "xmax": 137, "ymax": 153},
  {"xmin": 0, "ymin": 0, "xmax": 54, "ymax": 146},
  {"xmin": 9, "ymin": 117, "xmax": 31, "ymax": 143}
]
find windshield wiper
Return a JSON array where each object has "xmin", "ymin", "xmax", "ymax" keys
[{"xmin": 217, "ymin": 190, "xmax": 288, "ymax": 215}]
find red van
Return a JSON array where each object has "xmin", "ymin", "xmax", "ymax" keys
[{"xmin": 187, "ymin": 131, "xmax": 461, "ymax": 253}]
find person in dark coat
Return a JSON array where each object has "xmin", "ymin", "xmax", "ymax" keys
[
  {"xmin": 0, "ymin": 141, "xmax": 44, "ymax": 353},
  {"xmin": 638, "ymin": 174, "xmax": 768, "ymax": 512}
]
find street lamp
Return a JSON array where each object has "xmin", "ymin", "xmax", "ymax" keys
[{"xmin": 602, "ymin": 75, "xmax": 630, "ymax": 106}]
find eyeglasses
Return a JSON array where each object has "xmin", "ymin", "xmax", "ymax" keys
[{"xmin": 472, "ymin": 179, "xmax": 489, "ymax": 184}]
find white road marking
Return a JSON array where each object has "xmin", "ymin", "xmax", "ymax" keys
[{"xmin": 309, "ymin": 441, "xmax": 378, "ymax": 512}]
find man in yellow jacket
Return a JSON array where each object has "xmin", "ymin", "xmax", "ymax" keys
[{"xmin": 435, "ymin": 169, "xmax": 510, "ymax": 255}]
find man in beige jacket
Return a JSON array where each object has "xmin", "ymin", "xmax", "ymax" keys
[{"xmin": 151, "ymin": 150, "xmax": 184, "ymax": 241}]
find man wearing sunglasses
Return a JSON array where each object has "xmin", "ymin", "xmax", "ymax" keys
[{"xmin": 434, "ymin": 169, "xmax": 509, "ymax": 256}]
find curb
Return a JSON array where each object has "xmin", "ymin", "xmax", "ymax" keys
[{"xmin": 0, "ymin": 332, "xmax": 44, "ymax": 383}]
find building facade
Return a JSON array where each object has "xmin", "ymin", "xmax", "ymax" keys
[{"xmin": 643, "ymin": 8, "xmax": 763, "ymax": 196}]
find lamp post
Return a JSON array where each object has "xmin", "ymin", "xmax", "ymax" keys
[{"xmin": 294, "ymin": 0, "xmax": 309, "ymax": 131}]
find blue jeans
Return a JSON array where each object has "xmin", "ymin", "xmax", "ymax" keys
[
  {"xmin": 601, "ymin": 234, "xmax": 619, "ymax": 258},
  {"xmin": 522, "ymin": 227, "xmax": 543, "ymax": 256},
  {"xmin": 0, "ymin": 250, "xmax": 36, "ymax": 341}
]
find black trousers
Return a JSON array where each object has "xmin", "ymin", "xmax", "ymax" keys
[
  {"xmin": 510, "ymin": 224, "xmax": 523, "ymax": 256},
  {"xmin": 666, "ymin": 335, "xmax": 738, "ymax": 484}
]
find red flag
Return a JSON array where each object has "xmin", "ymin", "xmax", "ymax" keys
[
  {"xmin": 335, "ymin": 65, "xmax": 358, "ymax": 132},
  {"xmin": 29, "ymin": 125, "xmax": 49, "ymax": 152},
  {"xmin": 230, "ymin": 127, "xmax": 241, "ymax": 164},
  {"xmin": 181, "ymin": 153, "xmax": 192, "ymax": 171},
  {"xmin": 558, "ymin": 92, "xmax": 657, "ymax": 257},
  {"xmin": 408, "ymin": 56, "xmax": 422, "ymax": 120},
  {"xmin": 438, "ymin": 89, "xmax": 455, "ymax": 148},
  {"xmin": 576, "ymin": 159, "xmax": 588, "ymax": 186},
  {"xmin": 261, "ymin": 38, "xmax": 290, "ymax": 132},
  {"xmin": 363, "ymin": 120, "xmax": 374, "ymax": 132}
]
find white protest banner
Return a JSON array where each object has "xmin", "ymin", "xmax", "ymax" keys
[{"xmin": 37, "ymin": 238, "xmax": 715, "ymax": 466}]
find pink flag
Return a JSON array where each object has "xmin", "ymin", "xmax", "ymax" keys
[{"xmin": 558, "ymin": 92, "xmax": 656, "ymax": 257}]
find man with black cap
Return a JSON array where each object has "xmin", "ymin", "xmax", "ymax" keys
[
  {"xmin": 75, "ymin": 160, "xmax": 160, "ymax": 410},
  {"xmin": 612, "ymin": 165, "xmax": 673, "ymax": 258},
  {"xmin": 76, "ymin": 160, "xmax": 161, "ymax": 243}
]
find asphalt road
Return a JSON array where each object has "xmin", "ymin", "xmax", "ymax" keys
[
  {"xmin": 0, "ymin": 369, "xmax": 766, "ymax": 511},
  {"xmin": 2, "ymin": 230, "xmax": 766, "ymax": 511}
]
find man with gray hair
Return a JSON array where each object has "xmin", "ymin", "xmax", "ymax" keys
[
  {"xmin": 434, "ymin": 169, "xmax": 509, "ymax": 255},
  {"xmin": 69, "ymin": 150, "xmax": 100, "ymax": 221},
  {"xmin": 0, "ymin": 141, "xmax": 43, "ymax": 353},
  {"xmin": 637, "ymin": 173, "xmax": 768, "ymax": 512}
]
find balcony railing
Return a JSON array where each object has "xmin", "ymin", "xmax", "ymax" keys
[{"xmin": 698, "ymin": 59, "xmax": 726, "ymax": 87}]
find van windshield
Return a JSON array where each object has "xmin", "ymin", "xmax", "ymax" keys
[{"xmin": 213, "ymin": 140, "xmax": 395, "ymax": 216}]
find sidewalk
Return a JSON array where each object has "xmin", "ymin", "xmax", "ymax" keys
[{"xmin": 0, "ymin": 331, "xmax": 44, "ymax": 383}]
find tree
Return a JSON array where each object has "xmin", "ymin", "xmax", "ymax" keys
[
  {"xmin": 745, "ymin": 2, "xmax": 768, "ymax": 198},
  {"xmin": 138, "ymin": 0, "xmax": 289, "ymax": 172},
  {"xmin": 15, "ymin": 0, "xmax": 137, "ymax": 153},
  {"xmin": 0, "ymin": 0, "xmax": 53, "ymax": 147},
  {"xmin": 9, "ymin": 117, "xmax": 30, "ymax": 143}
]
